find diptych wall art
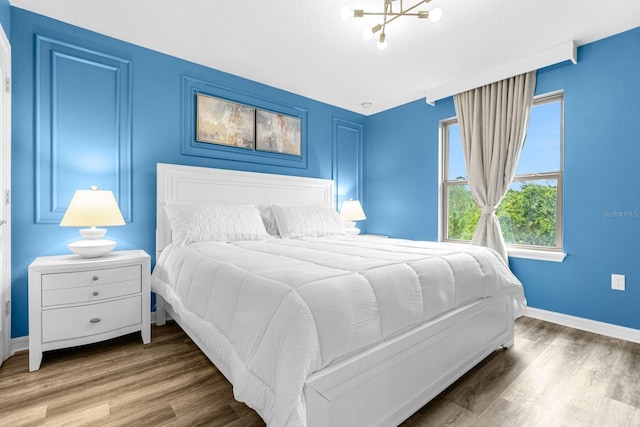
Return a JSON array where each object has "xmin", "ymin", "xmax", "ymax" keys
[{"xmin": 196, "ymin": 93, "xmax": 301, "ymax": 157}]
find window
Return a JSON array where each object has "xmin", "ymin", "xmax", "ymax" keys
[{"xmin": 441, "ymin": 92, "xmax": 563, "ymax": 253}]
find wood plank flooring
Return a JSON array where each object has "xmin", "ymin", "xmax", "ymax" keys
[{"xmin": 1, "ymin": 316, "xmax": 639, "ymax": 426}]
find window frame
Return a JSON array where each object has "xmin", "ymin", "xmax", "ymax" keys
[{"xmin": 440, "ymin": 91, "xmax": 565, "ymax": 257}]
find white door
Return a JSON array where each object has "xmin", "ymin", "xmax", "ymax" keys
[{"xmin": 0, "ymin": 23, "xmax": 11, "ymax": 366}]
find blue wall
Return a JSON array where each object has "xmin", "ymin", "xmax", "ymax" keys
[
  {"xmin": 366, "ymin": 27, "xmax": 640, "ymax": 330},
  {"xmin": 365, "ymin": 97, "xmax": 455, "ymax": 240},
  {"xmin": 11, "ymin": 8, "xmax": 365, "ymax": 338}
]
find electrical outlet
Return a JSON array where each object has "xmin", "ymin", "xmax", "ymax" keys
[{"xmin": 612, "ymin": 274, "xmax": 625, "ymax": 291}]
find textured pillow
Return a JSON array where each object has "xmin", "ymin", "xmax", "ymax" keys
[
  {"xmin": 164, "ymin": 203, "xmax": 269, "ymax": 244},
  {"xmin": 271, "ymin": 204, "xmax": 345, "ymax": 239}
]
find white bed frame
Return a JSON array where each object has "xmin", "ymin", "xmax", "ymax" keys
[{"xmin": 154, "ymin": 163, "xmax": 515, "ymax": 427}]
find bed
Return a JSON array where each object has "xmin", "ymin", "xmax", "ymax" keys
[{"xmin": 151, "ymin": 163, "xmax": 526, "ymax": 427}]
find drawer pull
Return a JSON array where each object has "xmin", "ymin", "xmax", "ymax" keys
[
  {"xmin": 92, "ymin": 291, "xmax": 99, "ymax": 296},
  {"xmin": 92, "ymin": 276, "xmax": 99, "ymax": 281},
  {"xmin": 89, "ymin": 318, "xmax": 101, "ymax": 324}
]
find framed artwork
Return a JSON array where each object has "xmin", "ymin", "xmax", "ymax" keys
[
  {"xmin": 196, "ymin": 93, "xmax": 255, "ymax": 149},
  {"xmin": 256, "ymin": 109, "xmax": 302, "ymax": 156}
]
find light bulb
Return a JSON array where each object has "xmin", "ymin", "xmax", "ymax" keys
[
  {"xmin": 377, "ymin": 34, "xmax": 388, "ymax": 51},
  {"xmin": 362, "ymin": 27, "xmax": 373, "ymax": 40},
  {"xmin": 428, "ymin": 7, "xmax": 443, "ymax": 23},
  {"xmin": 339, "ymin": 6, "xmax": 354, "ymax": 21}
]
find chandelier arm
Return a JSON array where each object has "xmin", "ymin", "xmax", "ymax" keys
[
  {"xmin": 361, "ymin": 12, "xmax": 425, "ymax": 17},
  {"xmin": 359, "ymin": 0, "xmax": 430, "ymax": 17},
  {"xmin": 400, "ymin": 0, "xmax": 429, "ymax": 14},
  {"xmin": 383, "ymin": 13, "xmax": 402, "ymax": 27},
  {"xmin": 381, "ymin": 0, "xmax": 391, "ymax": 35}
]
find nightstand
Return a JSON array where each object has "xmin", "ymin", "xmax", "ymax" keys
[{"xmin": 28, "ymin": 250, "xmax": 151, "ymax": 371}]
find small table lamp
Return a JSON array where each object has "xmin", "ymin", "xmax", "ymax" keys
[
  {"xmin": 340, "ymin": 199, "xmax": 366, "ymax": 235},
  {"xmin": 60, "ymin": 186, "xmax": 125, "ymax": 258}
]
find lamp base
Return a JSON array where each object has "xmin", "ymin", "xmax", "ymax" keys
[
  {"xmin": 68, "ymin": 238, "xmax": 117, "ymax": 258},
  {"xmin": 79, "ymin": 227, "xmax": 107, "ymax": 239},
  {"xmin": 345, "ymin": 227, "xmax": 361, "ymax": 235}
]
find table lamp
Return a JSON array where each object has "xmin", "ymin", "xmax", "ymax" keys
[
  {"xmin": 60, "ymin": 186, "xmax": 125, "ymax": 258},
  {"xmin": 340, "ymin": 199, "xmax": 366, "ymax": 235}
]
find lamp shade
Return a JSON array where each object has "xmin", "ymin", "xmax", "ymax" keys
[
  {"xmin": 60, "ymin": 186, "xmax": 125, "ymax": 258},
  {"xmin": 60, "ymin": 186, "xmax": 125, "ymax": 227},
  {"xmin": 340, "ymin": 199, "xmax": 366, "ymax": 221}
]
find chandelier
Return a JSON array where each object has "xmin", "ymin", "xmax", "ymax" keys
[{"xmin": 340, "ymin": 0, "xmax": 443, "ymax": 50}]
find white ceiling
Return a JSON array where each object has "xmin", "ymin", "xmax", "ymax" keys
[{"xmin": 10, "ymin": 0, "xmax": 640, "ymax": 115}]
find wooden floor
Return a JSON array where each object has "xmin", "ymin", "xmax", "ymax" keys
[{"xmin": 1, "ymin": 317, "xmax": 639, "ymax": 426}]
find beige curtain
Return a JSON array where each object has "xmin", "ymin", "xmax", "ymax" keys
[{"xmin": 453, "ymin": 71, "xmax": 537, "ymax": 261}]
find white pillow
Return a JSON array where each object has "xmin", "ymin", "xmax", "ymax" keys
[
  {"xmin": 271, "ymin": 204, "xmax": 345, "ymax": 239},
  {"xmin": 164, "ymin": 203, "xmax": 269, "ymax": 244},
  {"xmin": 258, "ymin": 205, "xmax": 280, "ymax": 236}
]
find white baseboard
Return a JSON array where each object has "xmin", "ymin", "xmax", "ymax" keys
[
  {"xmin": 526, "ymin": 307, "xmax": 640, "ymax": 344},
  {"xmin": 10, "ymin": 311, "xmax": 164, "ymax": 356},
  {"xmin": 10, "ymin": 336, "xmax": 28, "ymax": 355}
]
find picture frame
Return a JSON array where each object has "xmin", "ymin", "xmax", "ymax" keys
[
  {"xmin": 196, "ymin": 93, "xmax": 255, "ymax": 149},
  {"xmin": 255, "ymin": 109, "xmax": 302, "ymax": 156}
]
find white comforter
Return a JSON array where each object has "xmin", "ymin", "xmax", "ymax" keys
[{"xmin": 151, "ymin": 236, "xmax": 525, "ymax": 426}]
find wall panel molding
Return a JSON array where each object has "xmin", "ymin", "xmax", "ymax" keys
[
  {"xmin": 181, "ymin": 76, "xmax": 308, "ymax": 169},
  {"xmin": 332, "ymin": 118, "xmax": 363, "ymax": 209},
  {"xmin": 35, "ymin": 35, "xmax": 132, "ymax": 223}
]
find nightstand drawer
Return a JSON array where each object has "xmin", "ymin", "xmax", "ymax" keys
[
  {"xmin": 42, "ymin": 296, "xmax": 142, "ymax": 343},
  {"xmin": 41, "ymin": 265, "xmax": 141, "ymax": 291},
  {"xmin": 41, "ymin": 279, "xmax": 141, "ymax": 307}
]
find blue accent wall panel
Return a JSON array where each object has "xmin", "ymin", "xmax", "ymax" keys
[
  {"xmin": 333, "ymin": 118, "xmax": 363, "ymax": 213},
  {"xmin": 10, "ymin": 8, "xmax": 365, "ymax": 338},
  {"xmin": 366, "ymin": 27, "xmax": 640, "ymax": 331},
  {"xmin": 35, "ymin": 35, "xmax": 132, "ymax": 223}
]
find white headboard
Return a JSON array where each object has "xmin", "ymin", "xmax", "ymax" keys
[{"xmin": 156, "ymin": 163, "xmax": 335, "ymax": 257}]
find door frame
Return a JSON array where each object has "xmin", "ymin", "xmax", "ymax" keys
[{"xmin": 0, "ymin": 22, "xmax": 11, "ymax": 364}]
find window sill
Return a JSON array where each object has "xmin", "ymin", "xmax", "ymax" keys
[{"xmin": 508, "ymin": 247, "xmax": 566, "ymax": 263}]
